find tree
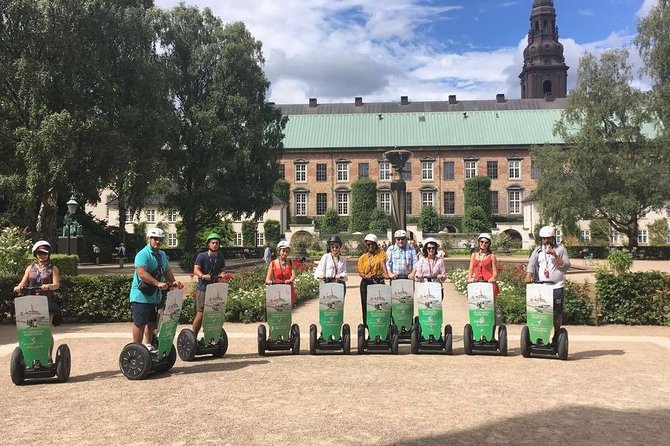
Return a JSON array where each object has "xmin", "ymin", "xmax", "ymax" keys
[
  {"xmin": 531, "ymin": 49, "xmax": 670, "ymax": 249},
  {"xmin": 242, "ymin": 220, "xmax": 257, "ymax": 247},
  {"xmin": 463, "ymin": 176, "xmax": 492, "ymax": 232},
  {"xmin": 349, "ymin": 178, "xmax": 377, "ymax": 232},
  {"xmin": 273, "ymin": 179, "xmax": 290, "ymax": 225},
  {"xmin": 368, "ymin": 208, "xmax": 390, "ymax": 235},
  {"xmin": 321, "ymin": 208, "xmax": 341, "ymax": 235},
  {"xmin": 158, "ymin": 7, "xmax": 287, "ymax": 256},
  {"xmin": 462, "ymin": 206, "xmax": 491, "ymax": 233},
  {"xmin": 263, "ymin": 219, "xmax": 281, "ymax": 245},
  {"xmin": 417, "ymin": 206, "xmax": 440, "ymax": 233},
  {"xmin": 648, "ymin": 218, "xmax": 669, "ymax": 246}
]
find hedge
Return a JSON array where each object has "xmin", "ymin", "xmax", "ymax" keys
[{"xmin": 596, "ymin": 271, "xmax": 670, "ymax": 325}]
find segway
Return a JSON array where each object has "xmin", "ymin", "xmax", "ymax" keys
[
  {"xmin": 520, "ymin": 283, "xmax": 568, "ymax": 360},
  {"xmin": 119, "ymin": 285, "xmax": 183, "ymax": 380},
  {"xmin": 258, "ymin": 284, "xmax": 300, "ymax": 355},
  {"xmin": 11, "ymin": 288, "xmax": 71, "ymax": 385},
  {"xmin": 463, "ymin": 282, "xmax": 507, "ymax": 356},
  {"xmin": 357, "ymin": 284, "xmax": 399, "ymax": 354},
  {"xmin": 177, "ymin": 282, "xmax": 229, "ymax": 361},
  {"xmin": 411, "ymin": 281, "xmax": 452, "ymax": 354},
  {"xmin": 391, "ymin": 278, "xmax": 414, "ymax": 344},
  {"xmin": 309, "ymin": 282, "xmax": 350, "ymax": 354}
]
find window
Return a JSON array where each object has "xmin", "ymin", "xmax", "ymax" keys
[
  {"xmin": 166, "ymin": 209, "xmax": 178, "ymax": 223},
  {"xmin": 421, "ymin": 161, "xmax": 434, "ymax": 180},
  {"xmin": 379, "ymin": 192, "xmax": 391, "ymax": 215},
  {"xmin": 278, "ymin": 164, "xmax": 285, "ymax": 179},
  {"xmin": 581, "ymin": 230, "xmax": 591, "ymax": 242},
  {"xmin": 443, "ymin": 192, "xmax": 455, "ymax": 215},
  {"xmin": 638, "ymin": 229, "xmax": 648, "ymax": 244},
  {"xmin": 531, "ymin": 160, "xmax": 541, "ymax": 179},
  {"xmin": 402, "ymin": 162, "xmax": 412, "ymax": 181},
  {"xmin": 611, "ymin": 230, "xmax": 620, "ymax": 245},
  {"xmin": 256, "ymin": 214, "xmax": 264, "ymax": 222},
  {"xmin": 421, "ymin": 191, "xmax": 435, "ymax": 209},
  {"xmin": 295, "ymin": 192, "xmax": 307, "ymax": 216},
  {"xmin": 487, "ymin": 161, "xmax": 498, "ymax": 179},
  {"xmin": 405, "ymin": 192, "xmax": 412, "ymax": 215},
  {"xmin": 336, "ymin": 162, "xmax": 349, "ymax": 181},
  {"xmin": 295, "ymin": 164, "xmax": 306, "ymax": 182},
  {"xmin": 508, "ymin": 190, "xmax": 522, "ymax": 214},
  {"xmin": 379, "ymin": 162, "xmax": 390, "ymax": 181},
  {"xmin": 555, "ymin": 228, "xmax": 562, "ymax": 245},
  {"xmin": 443, "ymin": 161, "xmax": 455, "ymax": 180},
  {"xmin": 490, "ymin": 191, "xmax": 499, "ymax": 214},
  {"xmin": 336, "ymin": 192, "xmax": 349, "ymax": 215},
  {"xmin": 167, "ymin": 233, "xmax": 177, "ymax": 247},
  {"xmin": 256, "ymin": 232, "xmax": 265, "ymax": 247},
  {"xmin": 316, "ymin": 164, "xmax": 327, "ymax": 181},
  {"xmin": 509, "ymin": 160, "xmax": 521, "ymax": 179},
  {"xmin": 144, "ymin": 209, "xmax": 155, "ymax": 223},
  {"xmin": 235, "ymin": 232, "xmax": 243, "ymax": 246},
  {"xmin": 358, "ymin": 163, "xmax": 369, "ymax": 179},
  {"xmin": 125, "ymin": 210, "xmax": 133, "ymax": 222},
  {"xmin": 465, "ymin": 160, "xmax": 477, "ymax": 179},
  {"xmin": 316, "ymin": 193, "xmax": 327, "ymax": 216}
]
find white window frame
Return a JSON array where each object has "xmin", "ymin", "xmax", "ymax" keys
[
  {"xmin": 581, "ymin": 230, "xmax": 591, "ymax": 242},
  {"xmin": 336, "ymin": 192, "xmax": 349, "ymax": 215},
  {"xmin": 336, "ymin": 163, "xmax": 349, "ymax": 182},
  {"xmin": 421, "ymin": 191, "xmax": 435, "ymax": 209},
  {"xmin": 145, "ymin": 209, "xmax": 156, "ymax": 223},
  {"xmin": 235, "ymin": 232, "xmax": 243, "ymax": 246},
  {"xmin": 379, "ymin": 192, "xmax": 391, "ymax": 215},
  {"xmin": 465, "ymin": 160, "xmax": 477, "ymax": 179},
  {"xmin": 166, "ymin": 209, "xmax": 178, "ymax": 223},
  {"xmin": 637, "ymin": 229, "xmax": 648, "ymax": 244},
  {"xmin": 256, "ymin": 232, "xmax": 265, "ymax": 247},
  {"xmin": 508, "ymin": 190, "xmax": 522, "ymax": 214},
  {"xmin": 379, "ymin": 162, "xmax": 390, "ymax": 181},
  {"xmin": 295, "ymin": 164, "xmax": 307, "ymax": 182},
  {"xmin": 509, "ymin": 160, "xmax": 521, "ymax": 179},
  {"xmin": 421, "ymin": 161, "xmax": 434, "ymax": 181},
  {"xmin": 611, "ymin": 230, "xmax": 620, "ymax": 245},
  {"xmin": 295, "ymin": 192, "xmax": 307, "ymax": 216},
  {"xmin": 167, "ymin": 233, "xmax": 177, "ymax": 247}
]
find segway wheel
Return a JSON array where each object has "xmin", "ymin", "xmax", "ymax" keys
[
  {"xmin": 309, "ymin": 324, "xmax": 317, "ymax": 355},
  {"xmin": 391, "ymin": 331, "xmax": 399, "ymax": 355},
  {"xmin": 177, "ymin": 328, "xmax": 197, "ymax": 361},
  {"xmin": 520, "ymin": 325, "xmax": 531, "ymax": 358},
  {"xmin": 357, "ymin": 324, "xmax": 366, "ymax": 354},
  {"xmin": 10, "ymin": 347, "xmax": 25, "ymax": 386},
  {"xmin": 557, "ymin": 328, "xmax": 569, "ymax": 360},
  {"xmin": 443, "ymin": 324, "xmax": 453, "ymax": 355},
  {"xmin": 212, "ymin": 328, "xmax": 229, "ymax": 358},
  {"xmin": 463, "ymin": 324, "xmax": 474, "ymax": 355},
  {"xmin": 290, "ymin": 324, "xmax": 301, "ymax": 355},
  {"xmin": 153, "ymin": 345, "xmax": 177, "ymax": 374},
  {"xmin": 342, "ymin": 324, "xmax": 351, "ymax": 355},
  {"xmin": 498, "ymin": 325, "xmax": 508, "ymax": 356},
  {"xmin": 55, "ymin": 344, "xmax": 71, "ymax": 382},
  {"xmin": 257, "ymin": 324, "xmax": 267, "ymax": 356},
  {"xmin": 410, "ymin": 323, "xmax": 420, "ymax": 354},
  {"xmin": 119, "ymin": 343, "xmax": 152, "ymax": 380}
]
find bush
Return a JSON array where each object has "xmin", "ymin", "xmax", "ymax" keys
[
  {"xmin": 321, "ymin": 208, "xmax": 341, "ymax": 235},
  {"xmin": 0, "ymin": 227, "xmax": 32, "ymax": 276},
  {"xmin": 263, "ymin": 220, "xmax": 281, "ymax": 245},
  {"xmin": 596, "ymin": 271, "xmax": 670, "ymax": 325},
  {"xmin": 607, "ymin": 249, "xmax": 633, "ymax": 274},
  {"xmin": 418, "ymin": 206, "xmax": 440, "ymax": 233},
  {"xmin": 563, "ymin": 280, "xmax": 594, "ymax": 325},
  {"xmin": 350, "ymin": 178, "xmax": 377, "ymax": 232},
  {"xmin": 368, "ymin": 208, "xmax": 390, "ymax": 234}
]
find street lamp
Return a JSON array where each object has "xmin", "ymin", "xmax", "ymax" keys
[{"xmin": 64, "ymin": 195, "xmax": 79, "ymax": 255}]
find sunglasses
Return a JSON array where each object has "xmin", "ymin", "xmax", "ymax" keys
[
  {"xmin": 150, "ymin": 237, "xmax": 164, "ymax": 241},
  {"xmin": 365, "ymin": 242, "xmax": 374, "ymax": 246},
  {"xmin": 330, "ymin": 244, "xmax": 341, "ymax": 249},
  {"xmin": 480, "ymin": 240, "xmax": 490, "ymax": 244}
]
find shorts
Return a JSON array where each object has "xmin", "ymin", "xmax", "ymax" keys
[
  {"xmin": 196, "ymin": 290, "xmax": 206, "ymax": 312},
  {"xmin": 131, "ymin": 302, "xmax": 158, "ymax": 326},
  {"xmin": 553, "ymin": 287, "xmax": 564, "ymax": 317}
]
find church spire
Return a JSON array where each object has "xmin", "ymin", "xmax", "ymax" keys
[{"xmin": 519, "ymin": 0, "xmax": 569, "ymax": 99}]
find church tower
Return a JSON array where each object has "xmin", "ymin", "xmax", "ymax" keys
[{"xmin": 519, "ymin": 0, "xmax": 569, "ymax": 99}]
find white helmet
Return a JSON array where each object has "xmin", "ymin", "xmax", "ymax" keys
[
  {"xmin": 394, "ymin": 229, "xmax": 407, "ymax": 239},
  {"xmin": 147, "ymin": 227, "xmax": 165, "ymax": 238},
  {"xmin": 31, "ymin": 240, "xmax": 52, "ymax": 255},
  {"xmin": 364, "ymin": 234, "xmax": 378, "ymax": 243},
  {"xmin": 422, "ymin": 237, "xmax": 439, "ymax": 247},
  {"xmin": 478, "ymin": 233, "xmax": 492, "ymax": 243},
  {"xmin": 539, "ymin": 226, "xmax": 555, "ymax": 238},
  {"xmin": 277, "ymin": 240, "xmax": 291, "ymax": 250}
]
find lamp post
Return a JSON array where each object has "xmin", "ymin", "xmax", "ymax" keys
[{"xmin": 63, "ymin": 195, "xmax": 79, "ymax": 255}]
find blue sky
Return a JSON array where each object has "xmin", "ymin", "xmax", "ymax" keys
[{"xmin": 155, "ymin": 0, "xmax": 657, "ymax": 104}]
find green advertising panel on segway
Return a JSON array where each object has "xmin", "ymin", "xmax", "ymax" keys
[
  {"xmin": 266, "ymin": 284, "xmax": 292, "ymax": 340},
  {"xmin": 416, "ymin": 282, "xmax": 443, "ymax": 340},
  {"xmin": 525, "ymin": 283, "xmax": 554, "ymax": 344},
  {"xmin": 156, "ymin": 289, "xmax": 183, "ymax": 359},
  {"xmin": 366, "ymin": 284, "xmax": 392, "ymax": 340},
  {"xmin": 319, "ymin": 282, "xmax": 345, "ymax": 341},
  {"xmin": 202, "ymin": 283, "xmax": 228, "ymax": 343},
  {"xmin": 391, "ymin": 279, "xmax": 414, "ymax": 332},
  {"xmin": 14, "ymin": 295, "xmax": 51, "ymax": 367},
  {"xmin": 467, "ymin": 282, "xmax": 495, "ymax": 341}
]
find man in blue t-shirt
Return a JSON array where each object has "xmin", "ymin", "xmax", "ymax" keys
[
  {"xmin": 192, "ymin": 233, "xmax": 227, "ymax": 337},
  {"xmin": 129, "ymin": 228, "xmax": 179, "ymax": 351}
]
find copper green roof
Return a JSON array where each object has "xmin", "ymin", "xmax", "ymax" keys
[{"xmin": 281, "ymin": 109, "xmax": 565, "ymax": 149}]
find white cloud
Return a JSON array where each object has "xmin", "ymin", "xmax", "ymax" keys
[
  {"xmin": 578, "ymin": 9, "xmax": 594, "ymax": 16},
  {"xmin": 636, "ymin": 0, "xmax": 658, "ymax": 17}
]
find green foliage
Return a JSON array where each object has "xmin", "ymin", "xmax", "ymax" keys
[
  {"xmin": 589, "ymin": 218, "xmax": 611, "ymax": 246},
  {"xmin": 321, "ymin": 208, "xmax": 341, "ymax": 235},
  {"xmin": 596, "ymin": 271, "xmax": 670, "ymax": 325},
  {"xmin": 417, "ymin": 206, "xmax": 440, "ymax": 232},
  {"xmin": 563, "ymin": 281, "xmax": 595, "ymax": 325},
  {"xmin": 0, "ymin": 227, "xmax": 32, "ymax": 275},
  {"xmin": 195, "ymin": 219, "xmax": 235, "ymax": 248},
  {"xmin": 273, "ymin": 179, "xmax": 290, "ymax": 225},
  {"xmin": 48, "ymin": 254, "xmax": 79, "ymax": 277},
  {"xmin": 464, "ymin": 176, "xmax": 492, "ymax": 214},
  {"xmin": 461, "ymin": 206, "xmax": 491, "ymax": 233},
  {"xmin": 368, "ymin": 208, "xmax": 390, "ymax": 234},
  {"xmin": 607, "ymin": 249, "xmax": 634, "ymax": 274},
  {"xmin": 648, "ymin": 218, "xmax": 669, "ymax": 246},
  {"xmin": 291, "ymin": 232, "xmax": 314, "ymax": 253},
  {"xmin": 242, "ymin": 220, "xmax": 257, "ymax": 247},
  {"xmin": 263, "ymin": 219, "xmax": 281, "ymax": 245},
  {"xmin": 492, "ymin": 232, "xmax": 514, "ymax": 251},
  {"xmin": 349, "ymin": 178, "xmax": 377, "ymax": 232}
]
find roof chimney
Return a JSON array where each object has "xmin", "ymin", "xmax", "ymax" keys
[
  {"xmin": 496, "ymin": 93, "xmax": 506, "ymax": 103},
  {"xmin": 400, "ymin": 96, "xmax": 409, "ymax": 105},
  {"xmin": 448, "ymin": 94, "xmax": 457, "ymax": 104},
  {"xmin": 355, "ymin": 97, "xmax": 363, "ymax": 106},
  {"xmin": 309, "ymin": 98, "xmax": 317, "ymax": 107}
]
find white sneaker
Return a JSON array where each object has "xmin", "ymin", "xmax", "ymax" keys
[{"xmin": 144, "ymin": 344, "xmax": 156, "ymax": 353}]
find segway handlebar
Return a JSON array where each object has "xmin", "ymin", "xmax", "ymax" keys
[
  {"xmin": 17, "ymin": 286, "xmax": 44, "ymax": 296},
  {"xmin": 532, "ymin": 281, "xmax": 556, "ymax": 285}
]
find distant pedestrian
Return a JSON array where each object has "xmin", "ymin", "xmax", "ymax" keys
[
  {"xmin": 263, "ymin": 243, "xmax": 273, "ymax": 264},
  {"xmin": 115, "ymin": 243, "xmax": 127, "ymax": 268},
  {"xmin": 92, "ymin": 244, "xmax": 101, "ymax": 265}
]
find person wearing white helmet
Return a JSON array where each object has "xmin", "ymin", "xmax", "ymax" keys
[
  {"xmin": 314, "ymin": 235, "xmax": 348, "ymax": 292},
  {"xmin": 265, "ymin": 240, "xmax": 297, "ymax": 305},
  {"xmin": 357, "ymin": 233, "xmax": 389, "ymax": 323},
  {"xmin": 385, "ymin": 229, "xmax": 418, "ymax": 279},
  {"xmin": 468, "ymin": 233, "xmax": 501, "ymax": 323},
  {"xmin": 409, "ymin": 238, "xmax": 447, "ymax": 283},
  {"xmin": 525, "ymin": 225, "xmax": 571, "ymax": 340},
  {"xmin": 128, "ymin": 227, "xmax": 181, "ymax": 351}
]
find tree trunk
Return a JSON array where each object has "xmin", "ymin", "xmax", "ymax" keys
[{"xmin": 35, "ymin": 190, "xmax": 58, "ymax": 243}]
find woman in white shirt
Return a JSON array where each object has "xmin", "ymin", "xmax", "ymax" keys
[{"xmin": 314, "ymin": 235, "xmax": 348, "ymax": 295}]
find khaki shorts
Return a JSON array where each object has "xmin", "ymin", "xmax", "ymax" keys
[{"xmin": 196, "ymin": 289, "xmax": 206, "ymax": 312}]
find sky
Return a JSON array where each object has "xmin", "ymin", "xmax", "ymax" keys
[{"xmin": 154, "ymin": 0, "xmax": 658, "ymax": 104}]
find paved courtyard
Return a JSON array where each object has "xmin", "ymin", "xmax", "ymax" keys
[{"xmin": 1, "ymin": 260, "xmax": 669, "ymax": 445}]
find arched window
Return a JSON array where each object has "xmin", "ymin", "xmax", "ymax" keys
[{"xmin": 543, "ymin": 80, "xmax": 553, "ymax": 95}]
